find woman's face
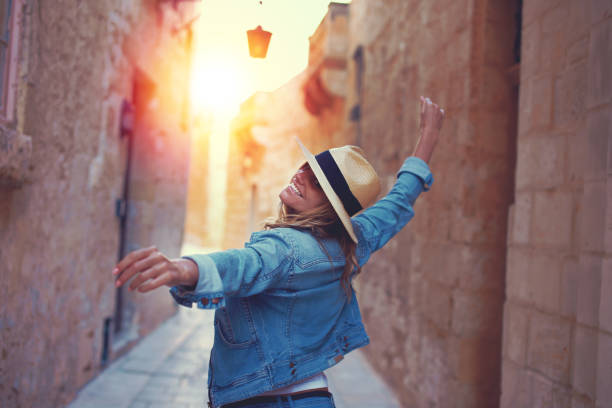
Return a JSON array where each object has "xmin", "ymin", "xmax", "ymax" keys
[{"xmin": 279, "ymin": 163, "xmax": 328, "ymax": 213}]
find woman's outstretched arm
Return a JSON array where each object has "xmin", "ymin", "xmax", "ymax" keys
[{"xmin": 112, "ymin": 228, "xmax": 294, "ymax": 309}]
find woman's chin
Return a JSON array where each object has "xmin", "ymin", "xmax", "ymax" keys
[
  {"xmin": 279, "ymin": 192, "xmax": 300, "ymax": 213},
  {"xmin": 280, "ymin": 190, "xmax": 295, "ymax": 205}
]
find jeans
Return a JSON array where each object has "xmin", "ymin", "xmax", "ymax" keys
[{"xmin": 221, "ymin": 393, "xmax": 336, "ymax": 408}]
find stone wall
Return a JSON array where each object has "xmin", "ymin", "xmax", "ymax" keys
[
  {"xmin": 0, "ymin": 1, "xmax": 194, "ymax": 406},
  {"xmin": 501, "ymin": 1, "xmax": 612, "ymax": 406},
  {"xmin": 344, "ymin": 0, "xmax": 518, "ymax": 406}
]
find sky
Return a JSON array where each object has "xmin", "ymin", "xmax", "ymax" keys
[{"xmin": 190, "ymin": 0, "xmax": 350, "ymax": 115}]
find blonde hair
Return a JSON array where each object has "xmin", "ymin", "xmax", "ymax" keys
[{"xmin": 264, "ymin": 201, "xmax": 360, "ymax": 299}]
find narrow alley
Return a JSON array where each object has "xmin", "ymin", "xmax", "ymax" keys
[{"xmin": 3, "ymin": 1, "xmax": 611, "ymax": 407}]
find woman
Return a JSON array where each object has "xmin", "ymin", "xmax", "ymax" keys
[{"xmin": 113, "ymin": 96, "xmax": 444, "ymax": 408}]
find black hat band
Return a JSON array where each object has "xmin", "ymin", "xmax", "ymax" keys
[{"xmin": 315, "ymin": 150, "xmax": 363, "ymax": 216}]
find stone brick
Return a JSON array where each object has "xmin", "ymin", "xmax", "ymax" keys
[
  {"xmin": 567, "ymin": 37, "xmax": 589, "ymax": 66},
  {"xmin": 520, "ymin": 22, "xmax": 541, "ymax": 80},
  {"xmin": 451, "ymin": 289, "xmax": 503, "ymax": 338},
  {"xmin": 585, "ymin": 107, "xmax": 611, "ymax": 181},
  {"xmin": 506, "ymin": 247, "xmax": 532, "ymax": 304},
  {"xmin": 541, "ymin": 31, "xmax": 566, "ymax": 75},
  {"xmin": 523, "ymin": 0, "xmax": 563, "ymax": 26},
  {"xmin": 560, "ymin": 258, "xmax": 579, "ymax": 319},
  {"xmin": 541, "ymin": 5, "xmax": 569, "ymax": 35},
  {"xmin": 599, "ymin": 259, "xmax": 612, "ymax": 333},
  {"xmin": 580, "ymin": 181, "xmax": 607, "ymax": 252},
  {"xmin": 566, "ymin": 0, "xmax": 591, "ymax": 42},
  {"xmin": 573, "ymin": 325, "xmax": 598, "ymax": 400},
  {"xmin": 502, "ymin": 303, "xmax": 529, "ymax": 365},
  {"xmin": 476, "ymin": 111, "xmax": 514, "ymax": 156},
  {"xmin": 443, "ymin": 27, "xmax": 471, "ymax": 72},
  {"xmin": 524, "ymin": 76, "xmax": 554, "ymax": 133},
  {"xmin": 607, "ymin": 179, "xmax": 612, "ymax": 254},
  {"xmin": 510, "ymin": 192, "xmax": 533, "ymax": 244},
  {"xmin": 448, "ymin": 70, "xmax": 469, "ymax": 108},
  {"xmin": 450, "ymin": 336, "xmax": 501, "ymax": 386},
  {"xmin": 532, "ymin": 191, "xmax": 573, "ymax": 248},
  {"xmin": 516, "ymin": 137, "xmax": 565, "ymax": 190},
  {"xmin": 449, "ymin": 0, "xmax": 472, "ymax": 36},
  {"xmin": 587, "ymin": 20, "xmax": 612, "ymax": 108},
  {"xmin": 531, "ymin": 373, "xmax": 572, "ymax": 408},
  {"xmin": 417, "ymin": 324, "xmax": 453, "ymax": 399},
  {"xmin": 506, "ymin": 250, "xmax": 562, "ymax": 312},
  {"xmin": 500, "ymin": 360, "xmax": 531, "ymax": 408},
  {"xmin": 572, "ymin": 191, "xmax": 584, "ymax": 251},
  {"xmin": 481, "ymin": 66, "xmax": 514, "ymax": 110},
  {"xmin": 554, "ymin": 62, "xmax": 587, "ymax": 128},
  {"xmin": 444, "ymin": 380, "xmax": 498, "ymax": 408},
  {"xmin": 484, "ymin": 19, "xmax": 514, "ymax": 68},
  {"xmin": 530, "ymin": 252, "xmax": 563, "ymax": 313},
  {"xmin": 590, "ymin": 0, "xmax": 612, "ymax": 24},
  {"xmin": 518, "ymin": 78, "xmax": 532, "ymax": 136},
  {"xmin": 413, "ymin": 213, "xmax": 453, "ymax": 265},
  {"xmin": 527, "ymin": 312, "xmax": 571, "ymax": 384},
  {"xmin": 449, "ymin": 208, "xmax": 504, "ymax": 246},
  {"xmin": 577, "ymin": 255, "xmax": 603, "ymax": 327},
  {"xmin": 567, "ymin": 125, "xmax": 587, "ymax": 185},
  {"xmin": 456, "ymin": 246, "xmax": 505, "ymax": 292},
  {"xmin": 423, "ymin": 242, "xmax": 461, "ymax": 288},
  {"xmin": 596, "ymin": 332, "xmax": 612, "ymax": 405},
  {"xmin": 507, "ymin": 202, "xmax": 516, "ymax": 244},
  {"xmin": 422, "ymin": 281, "xmax": 453, "ymax": 331},
  {"xmin": 571, "ymin": 395, "xmax": 595, "ymax": 408}
]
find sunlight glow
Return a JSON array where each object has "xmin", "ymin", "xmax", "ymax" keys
[{"xmin": 190, "ymin": 54, "xmax": 245, "ymax": 115}]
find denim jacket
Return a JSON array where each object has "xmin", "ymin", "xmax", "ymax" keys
[{"xmin": 171, "ymin": 156, "xmax": 433, "ymax": 407}]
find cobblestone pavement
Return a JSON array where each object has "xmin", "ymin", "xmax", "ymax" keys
[{"xmin": 68, "ymin": 307, "xmax": 400, "ymax": 408}]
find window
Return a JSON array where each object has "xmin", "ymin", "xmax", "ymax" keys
[{"xmin": 0, "ymin": 0, "xmax": 22, "ymax": 122}]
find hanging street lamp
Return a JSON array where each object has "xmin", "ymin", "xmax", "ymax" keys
[
  {"xmin": 247, "ymin": 25, "xmax": 272, "ymax": 58},
  {"xmin": 246, "ymin": 1, "xmax": 271, "ymax": 58}
]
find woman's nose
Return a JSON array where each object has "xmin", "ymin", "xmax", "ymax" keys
[{"xmin": 295, "ymin": 169, "xmax": 311, "ymax": 186}]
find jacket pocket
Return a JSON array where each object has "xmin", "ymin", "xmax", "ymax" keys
[
  {"xmin": 210, "ymin": 324, "xmax": 263, "ymax": 389},
  {"xmin": 214, "ymin": 310, "xmax": 256, "ymax": 349}
]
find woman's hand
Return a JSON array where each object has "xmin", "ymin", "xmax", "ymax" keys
[
  {"xmin": 112, "ymin": 246, "xmax": 199, "ymax": 293},
  {"xmin": 414, "ymin": 96, "xmax": 445, "ymax": 163}
]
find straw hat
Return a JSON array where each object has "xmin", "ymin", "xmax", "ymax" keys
[{"xmin": 296, "ymin": 137, "xmax": 381, "ymax": 243}]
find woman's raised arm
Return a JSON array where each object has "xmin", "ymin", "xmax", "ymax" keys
[
  {"xmin": 352, "ymin": 96, "xmax": 444, "ymax": 256},
  {"xmin": 413, "ymin": 96, "xmax": 445, "ymax": 163}
]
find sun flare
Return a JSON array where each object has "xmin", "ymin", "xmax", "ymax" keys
[{"xmin": 190, "ymin": 56, "xmax": 245, "ymax": 114}]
